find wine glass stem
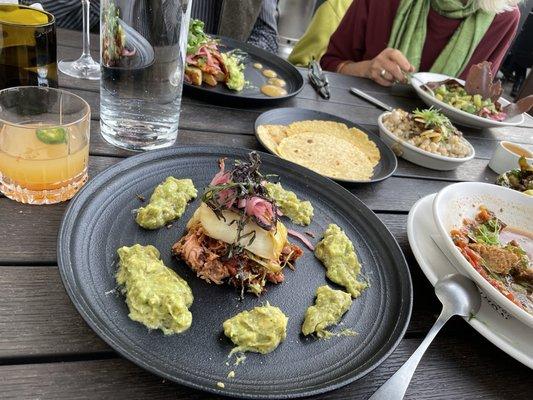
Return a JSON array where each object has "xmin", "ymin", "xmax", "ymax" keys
[{"xmin": 81, "ymin": 0, "xmax": 91, "ymax": 58}]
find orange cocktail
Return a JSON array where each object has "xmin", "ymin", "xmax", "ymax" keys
[{"xmin": 0, "ymin": 87, "xmax": 90, "ymax": 204}]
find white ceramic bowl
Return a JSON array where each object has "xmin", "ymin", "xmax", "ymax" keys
[
  {"xmin": 433, "ymin": 182, "xmax": 533, "ymax": 328},
  {"xmin": 378, "ymin": 112, "xmax": 475, "ymax": 170},
  {"xmin": 488, "ymin": 141, "xmax": 533, "ymax": 175},
  {"xmin": 411, "ymin": 72, "xmax": 525, "ymax": 129}
]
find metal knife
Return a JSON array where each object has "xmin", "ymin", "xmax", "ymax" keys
[{"xmin": 349, "ymin": 87, "xmax": 392, "ymax": 111}]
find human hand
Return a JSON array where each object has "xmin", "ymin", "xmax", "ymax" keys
[{"xmin": 364, "ymin": 48, "xmax": 415, "ymax": 86}]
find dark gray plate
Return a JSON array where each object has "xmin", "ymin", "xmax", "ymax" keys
[
  {"xmin": 57, "ymin": 146, "xmax": 412, "ymax": 399},
  {"xmin": 255, "ymin": 108, "xmax": 398, "ymax": 183},
  {"xmin": 183, "ymin": 37, "xmax": 304, "ymax": 106}
]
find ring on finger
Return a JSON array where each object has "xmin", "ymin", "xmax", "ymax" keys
[{"xmin": 380, "ymin": 69, "xmax": 387, "ymax": 78}]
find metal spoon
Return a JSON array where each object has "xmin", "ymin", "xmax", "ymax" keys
[{"xmin": 368, "ymin": 273, "xmax": 481, "ymax": 400}]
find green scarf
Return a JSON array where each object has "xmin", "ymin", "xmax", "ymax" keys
[{"xmin": 388, "ymin": 0, "xmax": 495, "ymax": 77}]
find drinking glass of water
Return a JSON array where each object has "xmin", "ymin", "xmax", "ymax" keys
[{"xmin": 99, "ymin": 0, "xmax": 191, "ymax": 151}]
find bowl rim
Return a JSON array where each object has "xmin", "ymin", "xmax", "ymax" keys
[
  {"xmin": 496, "ymin": 141, "xmax": 533, "ymax": 162},
  {"xmin": 432, "ymin": 182, "xmax": 533, "ymax": 327},
  {"xmin": 377, "ymin": 112, "xmax": 475, "ymax": 163},
  {"xmin": 411, "ymin": 72, "xmax": 525, "ymax": 127}
]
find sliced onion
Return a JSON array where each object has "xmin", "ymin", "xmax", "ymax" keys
[
  {"xmin": 210, "ymin": 158, "xmax": 230, "ymax": 186},
  {"xmin": 288, "ymin": 229, "xmax": 315, "ymax": 251}
]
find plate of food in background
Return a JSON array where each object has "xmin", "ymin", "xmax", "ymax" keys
[
  {"xmin": 378, "ymin": 107, "xmax": 475, "ymax": 170},
  {"xmin": 254, "ymin": 108, "xmax": 397, "ymax": 183},
  {"xmin": 57, "ymin": 146, "xmax": 412, "ymax": 399},
  {"xmin": 184, "ymin": 20, "xmax": 304, "ymax": 105},
  {"xmin": 411, "ymin": 62, "xmax": 533, "ymax": 128}
]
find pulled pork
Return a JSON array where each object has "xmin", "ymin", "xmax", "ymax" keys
[{"xmin": 172, "ymin": 222, "xmax": 302, "ymax": 294}]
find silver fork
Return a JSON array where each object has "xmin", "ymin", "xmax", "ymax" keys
[{"xmin": 406, "ymin": 72, "xmax": 435, "ymax": 97}]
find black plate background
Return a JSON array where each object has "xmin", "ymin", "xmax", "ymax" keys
[
  {"xmin": 183, "ymin": 37, "xmax": 304, "ymax": 105},
  {"xmin": 255, "ymin": 108, "xmax": 398, "ymax": 183},
  {"xmin": 57, "ymin": 146, "xmax": 412, "ymax": 399}
]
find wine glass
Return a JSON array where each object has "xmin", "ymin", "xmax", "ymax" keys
[{"xmin": 58, "ymin": 0, "xmax": 100, "ymax": 80}]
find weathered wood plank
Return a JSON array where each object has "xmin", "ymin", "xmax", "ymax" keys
[
  {"xmin": 0, "ymin": 267, "xmax": 109, "ymax": 357},
  {"xmin": 0, "ymin": 331, "xmax": 530, "ymax": 400},
  {"xmin": 63, "ymin": 87, "xmax": 390, "ymax": 130},
  {"xmin": 88, "ymin": 127, "xmax": 261, "ymax": 158},
  {"xmin": 57, "ymin": 29, "xmax": 98, "ymax": 51}
]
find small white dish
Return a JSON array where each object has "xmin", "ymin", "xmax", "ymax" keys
[
  {"xmin": 411, "ymin": 72, "xmax": 525, "ymax": 129},
  {"xmin": 408, "ymin": 194, "xmax": 533, "ymax": 369},
  {"xmin": 377, "ymin": 112, "xmax": 475, "ymax": 171},
  {"xmin": 432, "ymin": 182, "xmax": 533, "ymax": 328},
  {"xmin": 488, "ymin": 141, "xmax": 533, "ymax": 174}
]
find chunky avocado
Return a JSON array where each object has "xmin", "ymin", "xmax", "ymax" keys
[
  {"xmin": 223, "ymin": 304, "xmax": 288, "ymax": 354},
  {"xmin": 116, "ymin": 244, "xmax": 193, "ymax": 335},
  {"xmin": 221, "ymin": 53, "xmax": 245, "ymax": 91},
  {"xmin": 302, "ymin": 285, "xmax": 352, "ymax": 338},
  {"xmin": 315, "ymin": 224, "xmax": 367, "ymax": 298},
  {"xmin": 265, "ymin": 182, "xmax": 314, "ymax": 226},
  {"xmin": 136, "ymin": 177, "xmax": 197, "ymax": 229}
]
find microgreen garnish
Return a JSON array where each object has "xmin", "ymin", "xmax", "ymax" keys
[{"xmin": 201, "ymin": 152, "xmax": 278, "ymax": 260}]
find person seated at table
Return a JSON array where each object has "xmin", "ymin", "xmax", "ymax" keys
[
  {"xmin": 320, "ymin": 0, "xmax": 521, "ymax": 86},
  {"xmin": 192, "ymin": 0, "xmax": 279, "ymax": 54},
  {"xmin": 288, "ymin": 0, "xmax": 353, "ymax": 67}
]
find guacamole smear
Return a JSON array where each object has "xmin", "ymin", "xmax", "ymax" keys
[
  {"xmin": 302, "ymin": 285, "xmax": 352, "ymax": 338},
  {"xmin": 265, "ymin": 182, "xmax": 314, "ymax": 226},
  {"xmin": 136, "ymin": 177, "xmax": 197, "ymax": 229},
  {"xmin": 223, "ymin": 304, "xmax": 288, "ymax": 354},
  {"xmin": 116, "ymin": 244, "xmax": 193, "ymax": 335},
  {"xmin": 221, "ymin": 53, "xmax": 245, "ymax": 91},
  {"xmin": 315, "ymin": 224, "xmax": 367, "ymax": 298}
]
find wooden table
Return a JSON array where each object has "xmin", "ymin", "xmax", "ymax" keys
[{"xmin": 1, "ymin": 30, "xmax": 532, "ymax": 400}]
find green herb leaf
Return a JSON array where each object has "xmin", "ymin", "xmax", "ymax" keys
[
  {"xmin": 36, "ymin": 127, "xmax": 67, "ymax": 144},
  {"xmin": 474, "ymin": 219, "xmax": 500, "ymax": 246},
  {"xmin": 187, "ymin": 19, "xmax": 210, "ymax": 55}
]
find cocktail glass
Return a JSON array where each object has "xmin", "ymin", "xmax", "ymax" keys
[{"xmin": 0, "ymin": 86, "xmax": 91, "ymax": 204}]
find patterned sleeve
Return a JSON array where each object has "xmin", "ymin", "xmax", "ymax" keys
[{"xmin": 247, "ymin": 0, "xmax": 279, "ymax": 54}]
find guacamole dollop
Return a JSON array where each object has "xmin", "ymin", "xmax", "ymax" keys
[
  {"xmin": 223, "ymin": 304, "xmax": 288, "ymax": 354},
  {"xmin": 302, "ymin": 285, "xmax": 352, "ymax": 338},
  {"xmin": 221, "ymin": 53, "xmax": 245, "ymax": 91},
  {"xmin": 265, "ymin": 182, "xmax": 314, "ymax": 226},
  {"xmin": 315, "ymin": 224, "xmax": 367, "ymax": 298},
  {"xmin": 116, "ymin": 244, "xmax": 193, "ymax": 335},
  {"xmin": 136, "ymin": 177, "xmax": 197, "ymax": 230}
]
